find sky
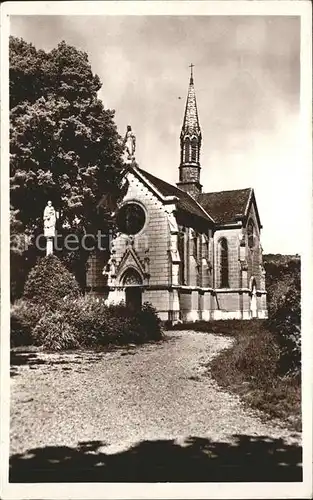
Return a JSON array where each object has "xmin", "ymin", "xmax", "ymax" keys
[{"xmin": 10, "ymin": 15, "xmax": 303, "ymax": 254}]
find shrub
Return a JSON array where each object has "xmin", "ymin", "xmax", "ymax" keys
[
  {"xmin": 33, "ymin": 311, "xmax": 81, "ymax": 351},
  {"xmin": 264, "ymin": 254, "xmax": 301, "ymax": 376},
  {"xmin": 31, "ymin": 297, "xmax": 164, "ymax": 350},
  {"xmin": 23, "ymin": 255, "xmax": 81, "ymax": 308},
  {"xmin": 269, "ymin": 274, "xmax": 301, "ymax": 376},
  {"xmin": 11, "ymin": 291, "xmax": 163, "ymax": 351},
  {"xmin": 10, "ymin": 299, "xmax": 46, "ymax": 347},
  {"xmin": 264, "ymin": 257, "xmax": 300, "ymax": 318},
  {"xmin": 135, "ymin": 302, "xmax": 163, "ymax": 342}
]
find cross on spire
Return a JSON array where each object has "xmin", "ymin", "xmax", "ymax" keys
[{"xmin": 189, "ymin": 63, "xmax": 194, "ymax": 82}]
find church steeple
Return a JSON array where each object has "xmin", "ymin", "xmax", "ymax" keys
[{"xmin": 177, "ymin": 64, "xmax": 202, "ymax": 197}]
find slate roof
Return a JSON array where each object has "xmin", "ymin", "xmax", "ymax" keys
[
  {"xmin": 134, "ymin": 166, "xmax": 253, "ymax": 226},
  {"xmin": 197, "ymin": 188, "xmax": 252, "ymax": 225},
  {"xmin": 136, "ymin": 167, "xmax": 213, "ymax": 223}
]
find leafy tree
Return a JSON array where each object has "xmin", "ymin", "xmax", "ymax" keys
[
  {"xmin": 10, "ymin": 208, "xmax": 33, "ymax": 301},
  {"xmin": 10, "ymin": 37, "xmax": 127, "ymax": 293}
]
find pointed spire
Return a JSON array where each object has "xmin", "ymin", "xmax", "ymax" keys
[
  {"xmin": 177, "ymin": 65, "xmax": 202, "ymax": 197},
  {"xmin": 181, "ymin": 64, "xmax": 201, "ymax": 136}
]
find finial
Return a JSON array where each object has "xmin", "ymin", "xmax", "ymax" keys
[{"xmin": 189, "ymin": 63, "xmax": 194, "ymax": 83}]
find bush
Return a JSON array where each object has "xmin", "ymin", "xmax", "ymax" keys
[
  {"xmin": 55, "ymin": 297, "xmax": 128, "ymax": 346},
  {"xmin": 30, "ymin": 297, "xmax": 163, "ymax": 351},
  {"xmin": 23, "ymin": 255, "xmax": 81, "ymax": 308},
  {"xmin": 10, "ymin": 299, "xmax": 46, "ymax": 347},
  {"xmin": 263, "ymin": 254, "xmax": 300, "ymax": 318},
  {"xmin": 33, "ymin": 311, "xmax": 81, "ymax": 351},
  {"xmin": 135, "ymin": 302, "xmax": 163, "ymax": 342},
  {"xmin": 263, "ymin": 254, "xmax": 301, "ymax": 376},
  {"xmin": 269, "ymin": 275, "xmax": 301, "ymax": 376}
]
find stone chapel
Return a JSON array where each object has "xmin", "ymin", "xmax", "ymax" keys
[{"xmin": 86, "ymin": 68, "xmax": 268, "ymax": 322}]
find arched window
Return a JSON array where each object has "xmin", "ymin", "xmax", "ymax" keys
[
  {"xmin": 184, "ymin": 137, "xmax": 190, "ymax": 163},
  {"xmin": 219, "ymin": 238, "xmax": 229, "ymax": 288},
  {"xmin": 247, "ymin": 220, "xmax": 255, "ymax": 249},
  {"xmin": 191, "ymin": 137, "xmax": 198, "ymax": 162}
]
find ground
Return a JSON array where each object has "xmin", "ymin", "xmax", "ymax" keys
[{"xmin": 10, "ymin": 330, "xmax": 302, "ymax": 482}]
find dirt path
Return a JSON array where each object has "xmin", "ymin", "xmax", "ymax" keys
[{"xmin": 10, "ymin": 330, "xmax": 301, "ymax": 459}]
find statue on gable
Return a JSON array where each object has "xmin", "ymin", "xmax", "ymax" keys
[{"xmin": 123, "ymin": 125, "xmax": 136, "ymax": 162}]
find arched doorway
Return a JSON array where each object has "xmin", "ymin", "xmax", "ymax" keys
[
  {"xmin": 122, "ymin": 268, "xmax": 143, "ymax": 312},
  {"xmin": 250, "ymin": 278, "xmax": 257, "ymax": 318}
]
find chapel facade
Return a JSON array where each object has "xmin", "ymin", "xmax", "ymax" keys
[{"xmin": 86, "ymin": 68, "xmax": 268, "ymax": 322}]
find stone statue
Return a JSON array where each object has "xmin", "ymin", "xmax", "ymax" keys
[
  {"xmin": 44, "ymin": 201, "xmax": 56, "ymax": 237},
  {"xmin": 123, "ymin": 125, "xmax": 136, "ymax": 161}
]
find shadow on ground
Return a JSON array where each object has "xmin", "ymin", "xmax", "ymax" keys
[
  {"xmin": 10, "ymin": 350, "xmax": 45, "ymax": 377},
  {"xmin": 10, "ymin": 349, "xmax": 106, "ymax": 377},
  {"xmin": 9, "ymin": 435, "xmax": 302, "ymax": 482}
]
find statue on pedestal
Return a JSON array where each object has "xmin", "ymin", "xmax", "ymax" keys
[
  {"xmin": 44, "ymin": 201, "xmax": 56, "ymax": 237},
  {"xmin": 43, "ymin": 201, "xmax": 56, "ymax": 255},
  {"xmin": 123, "ymin": 125, "xmax": 136, "ymax": 162}
]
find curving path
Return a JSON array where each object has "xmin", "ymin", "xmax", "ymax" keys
[{"xmin": 10, "ymin": 330, "xmax": 302, "ymax": 481}]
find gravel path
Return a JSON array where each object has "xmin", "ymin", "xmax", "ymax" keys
[{"xmin": 10, "ymin": 330, "xmax": 301, "ymax": 458}]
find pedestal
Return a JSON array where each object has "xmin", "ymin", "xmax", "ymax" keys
[{"xmin": 46, "ymin": 237, "xmax": 53, "ymax": 256}]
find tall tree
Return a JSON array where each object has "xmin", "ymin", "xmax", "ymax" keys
[{"xmin": 10, "ymin": 37, "xmax": 126, "ymax": 296}]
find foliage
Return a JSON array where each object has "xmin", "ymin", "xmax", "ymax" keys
[
  {"xmin": 263, "ymin": 254, "xmax": 300, "ymax": 318},
  {"xmin": 263, "ymin": 254, "xmax": 301, "ymax": 376},
  {"xmin": 209, "ymin": 321, "xmax": 280, "ymax": 386},
  {"xmin": 188, "ymin": 319, "xmax": 301, "ymax": 431},
  {"xmin": 10, "ymin": 299, "xmax": 46, "ymax": 347},
  {"xmin": 9, "ymin": 36, "xmax": 127, "ymax": 290},
  {"xmin": 269, "ymin": 275, "xmax": 301, "ymax": 376},
  {"xmin": 23, "ymin": 255, "xmax": 81, "ymax": 308},
  {"xmin": 56, "ymin": 298, "xmax": 163, "ymax": 348},
  {"xmin": 171, "ymin": 319, "xmax": 281, "ymax": 384},
  {"xmin": 12, "ymin": 295, "xmax": 163, "ymax": 351},
  {"xmin": 135, "ymin": 302, "xmax": 163, "ymax": 342},
  {"xmin": 172, "ymin": 253, "xmax": 302, "ymax": 427},
  {"xmin": 33, "ymin": 311, "xmax": 81, "ymax": 351},
  {"xmin": 10, "ymin": 209, "xmax": 34, "ymax": 301}
]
